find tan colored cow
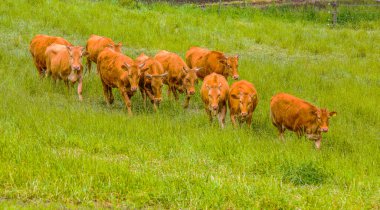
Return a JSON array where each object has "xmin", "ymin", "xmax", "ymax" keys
[
  {"xmin": 270, "ymin": 93, "xmax": 337, "ymax": 149},
  {"xmin": 136, "ymin": 54, "xmax": 167, "ymax": 112},
  {"xmin": 228, "ymin": 80, "xmax": 258, "ymax": 127},
  {"xmin": 30, "ymin": 34, "xmax": 71, "ymax": 77},
  {"xmin": 154, "ymin": 50, "xmax": 201, "ymax": 108},
  {"xmin": 86, "ymin": 35, "xmax": 122, "ymax": 73},
  {"xmin": 97, "ymin": 48, "xmax": 144, "ymax": 115},
  {"xmin": 45, "ymin": 44, "xmax": 87, "ymax": 101},
  {"xmin": 200, "ymin": 73, "xmax": 229, "ymax": 128},
  {"xmin": 186, "ymin": 46, "xmax": 239, "ymax": 80}
]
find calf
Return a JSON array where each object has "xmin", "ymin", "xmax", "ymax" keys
[
  {"xmin": 136, "ymin": 54, "xmax": 167, "ymax": 112},
  {"xmin": 185, "ymin": 46, "xmax": 239, "ymax": 80},
  {"xmin": 45, "ymin": 44, "xmax": 87, "ymax": 101},
  {"xmin": 86, "ymin": 34, "xmax": 122, "ymax": 73},
  {"xmin": 30, "ymin": 34, "xmax": 71, "ymax": 77},
  {"xmin": 97, "ymin": 48, "xmax": 144, "ymax": 115},
  {"xmin": 200, "ymin": 73, "xmax": 229, "ymax": 128},
  {"xmin": 270, "ymin": 93, "xmax": 337, "ymax": 149},
  {"xmin": 154, "ymin": 50, "xmax": 201, "ymax": 108},
  {"xmin": 228, "ymin": 80, "xmax": 258, "ymax": 127}
]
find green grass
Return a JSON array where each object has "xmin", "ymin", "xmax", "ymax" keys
[{"xmin": 0, "ymin": 0, "xmax": 379, "ymax": 208}]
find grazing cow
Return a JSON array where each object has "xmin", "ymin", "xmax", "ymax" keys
[
  {"xmin": 270, "ymin": 93, "xmax": 337, "ymax": 149},
  {"xmin": 86, "ymin": 35, "xmax": 122, "ymax": 73},
  {"xmin": 200, "ymin": 73, "xmax": 229, "ymax": 128},
  {"xmin": 136, "ymin": 54, "xmax": 167, "ymax": 111},
  {"xmin": 29, "ymin": 34, "xmax": 72, "ymax": 77},
  {"xmin": 154, "ymin": 50, "xmax": 201, "ymax": 108},
  {"xmin": 185, "ymin": 46, "xmax": 239, "ymax": 80},
  {"xmin": 45, "ymin": 44, "xmax": 87, "ymax": 101},
  {"xmin": 97, "ymin": 48, "xmax": 145, "ymax": 115},
  {"xmin": 228, "ymin": 80, "xmax": 258, "ymax": 128}
]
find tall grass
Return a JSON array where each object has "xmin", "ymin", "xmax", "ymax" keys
[{"xmin": 0, "ymin": 0, "xmax": 379, "ymax": 208}]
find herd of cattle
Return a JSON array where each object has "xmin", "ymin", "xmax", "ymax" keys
[{"xmin": 29, "ymin": 34, "xmax": 337, "ymax": 149}]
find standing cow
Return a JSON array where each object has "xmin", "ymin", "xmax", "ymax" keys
[
  {"xmin": 270, "ymin": 93, "xmax": 337, "ymax": 149},
  {"xmin": 97, "ymin": 48, "xmax": 144, "ymax": 115},
  {"xmin": 136, "ymin": 54, "xmax": 167, "ymax": 112},
  {"xmin": 228, "ymin": 80, "xmax": 258, "ymax": 128},
  {"xmin": 45, "ymin": 44, "xmax": 87, "ymax": 101},
  {"xmin": 200, "ymin": 73, "xmax": 229, "ymax": 128},
  {"xmin": 185, "ymin": 46, "xmax": 239, "ymax": 80},
  {"xmin": 154, "ymin": 50, "xmax": 201, "ymax": 108},
  {"xmin": 86, "ymin": 35, "xmax": 122, "ymax": 73},
  {"xmin": 30, "ymin": 34, "xmax": 72, "ymax": 77}
]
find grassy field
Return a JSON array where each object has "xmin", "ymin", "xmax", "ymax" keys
[{"xmin": 0, "ymin": 0, "xmax": 379, "ymax": 208}]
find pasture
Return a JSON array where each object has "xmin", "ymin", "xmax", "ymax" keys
[{"xmin": 0, "ymin": 0, "xmax": 379, "ymax": 208}]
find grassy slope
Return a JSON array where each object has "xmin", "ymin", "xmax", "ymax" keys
[{"xmin": 0, "ymin": 0, "xmax": 379, "ymax": 208}]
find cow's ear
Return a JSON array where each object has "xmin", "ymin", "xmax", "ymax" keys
[
  {"xmin": 66, "ymin": 45, "xmax": 72, "ymax": 51},
  {"xmin": 82, "ymin": 51, "xmax": 89, "ymax": 57},
  {"xmin": 121, "ymin": 62, "xmax": 130, "ymax": 70},
  {"xmin": 329, "ymin": 111, "xmax": 337, "ymax": 117},
  {"xmin": 250, "ymin": 94, "xmax": 257, "ymax": 100},
  {"xmin": 236, "ymin": 55, "xmax": 239, "ymax": 59},
  {"xmin": 145, "ymin": 73, "xmax": 152, "ymax": 79},
  {"xmin": 182, "ymin": 67, "xmax": 188, "ymax": 73},
  {"xmin": 219, "ymin": 58, "xmax": 227, "ymax": 65},
  {"xmin": 107, "ymin": 44, "xmax": 113, "ymax": 48}
]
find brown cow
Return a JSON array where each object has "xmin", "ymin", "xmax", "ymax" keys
[
  {"xmin": 136, "ymin": 54, "xmax": 167, "ymax": 111},
  {"xmin": 270, "ymin": 93, "xmax": 337, "ymax": 149},
  {"xmin": 30, "ymin": 34, "xmax": 72, "ymax": 77},
  {"xmin": 45, "ymin": 44, "xmax": 87, "ymax": 101},
  {"xmin": 200, "ymin": 73, "xmax": 229, "ymax": 128},
  {"xmin": 228, "ymin": 80, "xmax": 258, "ymax": 128},
  {"xmin": 154, "ymin": 50, "xmax": 201, "ymax": 108},
  {"xmin": 86, "ymin": 35, "xmax": 122, "ymax": 73},
  {"xmin": 97, "ymin": 48, "xmax": 145, "ymax": 115},
  {"xmin": 185, "ymin": 46, "xmax": 239, "ymax": 80}
]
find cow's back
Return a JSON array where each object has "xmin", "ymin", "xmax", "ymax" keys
[
  {"xmin": 270, "ymin": 93, "xmax": 317, "ymax": 130},
  {"xmin": 185, "ymin": 47, "xmax": 209, "ymax": 68},
  {"xmin": 155, "ymin": 51, "xmax": 187, "ymax": 78}
]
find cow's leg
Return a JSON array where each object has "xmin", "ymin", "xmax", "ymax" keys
[
  {"xmin": 76, "ymin": 77, "xmax": 83, "ymax": 101},
  {"xmin": 167, "ymin": 83, "xmax": 172, "ymax": 98},
  {"xmin": 172, "ymin": 87, "xmax": 179, "ymax": 101},
  {"xmin": 277, "ymin": 125, "xmax": 285, "ymax": 141},
  {"xmin": 246, "ymin": 114, "xmax": 253, "ymax": 128},
  {"xmin": 230, "ymin": 113, "xmax": 237, "ymax": 128},
  {"xmin": 118, "ymin": 86, "xmax": 132, "ymax": 116},
  {"xmin": 64, "ymin": 80, "xmax": 70, "ymax": 92},
  {"xmin": 218, "ymin": 103, "xmax": 227, "ymax": 128},
  {"xmin": 140, "ymin": 88, "xmax": 147, "ymax": 108},
  {"xmin": 86, "ymin": 58, "xmax": 92, "ymax": 74},
  {"xmin": 101, "ymin": 80, "xmax": 112, "ymax": 105},
  {"xmin": 107, "ymin": 86, "xmax": 114, "ymax": 104},
  {"xmin": 315, "ymin": 137, "xmax": 322, "ymax": 150},
  {"xmin": 183, "ymin": 94, "xmax": 191, "ymax": 109},
  {"xmin": 205, "ymin": 107, "xmax": 213, "ymax": 123}
]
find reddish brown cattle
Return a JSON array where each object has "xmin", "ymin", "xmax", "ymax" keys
[
  {"xmin": 45, "ymin": 44, "xmax": 87, "ymax": 101},
  {"xmin": 270, "ymin": 93, "xmax": 337, "ymax": 149},
  {"xmin": 228, "ymin": 80, "xmax": 258, "ymax": 127},
  {"xmin": 136, "ymin": 54, "xmax": 167, "ymax": 111},
  {"xmin": 154, "ymin": 50, "xmax": 201, "ymax": 108},
  {"xmin": 97, "ymin": 48, "xmax": 145, "ymax": 115},
  {"xmin": 29, "ymin": 34, "xmax": 72, "ymax": 77},
  {"xmin": 200, "ymin": 73, "xmax": 229, "ymax": 128},
  {"xmin": 86, "ymin": 35, "xmax": 122, "ymax": 73},
  {"xmin": 185, "ymin": 46, "xmax": 239, "ymax": 80}
]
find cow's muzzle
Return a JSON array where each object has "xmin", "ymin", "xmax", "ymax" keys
[{"xmin": 233, "ymin": 75, "xmax": 239, "ymax": 80}]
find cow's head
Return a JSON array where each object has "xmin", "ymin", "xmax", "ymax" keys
[
  {"xmin": 121, "ymin": 62, "xmax": 144, "ymax": 92},
  {"xmin": 206, "ymin": 83, "xmax": 222, "ymax": 115},
  {"xmin": 67, "ymin": 46, "xmax": 87, "ymax": 72},
  {"xmin": 218, "ymin": 55, "xmax": 239, "ymax": 80},
  {"xmin": 182, "ymin": 67, "xmax": 201, "ymax": 96},
  {"xmin": 313, "ymin": 109, "xmax": 337, "ymax": 132},
  {"xmin": 227, "ymin": 55, "xmax": 239, "ymax": 80},
  {"xmin": 231, "ymin": 91, "xmax": 256, "ymax": 117}
]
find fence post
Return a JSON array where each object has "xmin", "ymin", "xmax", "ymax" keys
[{"xmin": 331, "ymin": 1, "xmax": 338, "ymax": 27}]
